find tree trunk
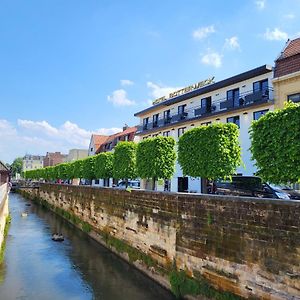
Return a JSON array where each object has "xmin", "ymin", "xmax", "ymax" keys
[{"xmin": 152, "ymin": 178, "xmax": 156, "ymax": 191}]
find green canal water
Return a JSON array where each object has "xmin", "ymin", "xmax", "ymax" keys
[{"xmin": 0, "ymin": 193, "xmax": 175, "ymax": 300}]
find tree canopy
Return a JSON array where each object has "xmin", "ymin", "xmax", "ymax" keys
[
  {"xmin": 113, "ymin": 142, "xmax": 137, "ymax": 180},
  {"xmin": 94, "ymin": 152, "xmax": 113, "ymax": 179},
  {"xmin": 178, "ymin": 123, "xmax": 241, "ymax": 179},
  {"xmin": 10, "ymin": 157, "xmax": 23, "ymax": 177},
  {"xmin": 250, "ymin": 101, "xmax": 300, "ymax": 184},
  {"xmin": 136, "ymin": 136, "xmax": 176, "ymax": 180}
]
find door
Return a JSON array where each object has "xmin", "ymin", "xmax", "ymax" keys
[{"xmin": 178, "ymin": 177, "xmax": 188, "ymax": 192}]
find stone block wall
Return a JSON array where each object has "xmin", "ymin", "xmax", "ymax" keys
[{"xmin": 22, "ymin": 184, "xmax": 300, "ymax": 299}]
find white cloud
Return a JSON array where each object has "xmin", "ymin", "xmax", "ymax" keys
[
  {"xmin": 120, "ymin": 79, "xmax": 134, "ymax": 86},
  {"xmin": 201, "ymin": 50, "xmax": 222, "ymax": 68},
  {"xmin": 255, "ymin": 0, "xmax": 266, "ymax": 10},
  {"xmin": 107, "ymin": 89, "xmax": 135, "ymax": 106},
  {"xmin": 146, "ymin": 82, "xmax": 181, "ymax": 99},
  {"xmin": 264, "ymin": 28, "xmax": 288, "ymax": 41},
  {"xmin": 192, "ymin": 25, "xmax": 215, "ymax": 40},
  {"xmin": 224, "ymin": 36, "xmax": 240, "ymax": 50},
  {"xmin": 0, "ymin": 119, "xmax": 121, "ymax": 163},
  {"xmin": 284, "ymin": 13, "xmax": 295, "ymax": 19}
]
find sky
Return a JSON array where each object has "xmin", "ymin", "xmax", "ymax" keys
[{"xmin": 0, "ymin": 0, "xmax": 299, "ymax": 163}]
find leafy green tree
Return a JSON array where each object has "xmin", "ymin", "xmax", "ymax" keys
[
  {"xmin": 11, "ymin": 157, "xmax": 23, "ymax": 177},
  {"xmin": 178, "ymin": 123, "xmax": 241, "ymax": 182},
  {"xmin": 137, "ymin": 136, "xmax": 176, "ymax": 189},
  {"xmin": 94, "ymin": 152, "xmax": 113, "ymax": 179},
  {"xmin": 72, "ymin": 159, "xmax": 84, "ymax": 180},
  {"xmin": 250, "ymin": 101, "xmax": 300, "ymax": 184},
  {"xmin": 113, "ymin": 142, "xmax": 137, "ymax": 184},
  {"xmin": 82, "ymin": 156, "xmax": 96, "ymax": 182}
]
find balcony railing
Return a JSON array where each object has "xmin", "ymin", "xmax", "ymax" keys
[{"xmin": 137, "ymin": 87, "xmax": 273, "ymax": 133}]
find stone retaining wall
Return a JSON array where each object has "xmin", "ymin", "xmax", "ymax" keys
[
  {"xmin": 0, "ymin": 184, "xmax": 9, "ymax": 250},
  {"xmin": 21, "ymin": 184, "xmax": 300, "ymax": 300}
]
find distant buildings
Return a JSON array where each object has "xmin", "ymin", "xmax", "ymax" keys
[
  {"xmin": 65, "ymin": 149, "xmax": 88, "ymax": 162},
  {"xmin": 0, "ymin": 161, "xmax": 10, "ymax": 185},
  {"xmin": 43, "ymin": 152, "xmax": 67, "ymax": 167},
  {"xmin": 22, "ymin": 154, "xmax": 44, "ymax": 172}
]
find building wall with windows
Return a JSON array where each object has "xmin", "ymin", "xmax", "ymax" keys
[
  {"xmin": 135, "ymin": 65, "xmax": 274, "ymax": 193},
  {"xmin": 22, "ymin": 155, "xmax": 44, "ymax": 172}
]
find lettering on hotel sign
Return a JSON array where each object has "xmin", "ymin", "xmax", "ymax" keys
[{"xmin": 152, "ymin": 77, "xmax": 215, "ymax": 105}]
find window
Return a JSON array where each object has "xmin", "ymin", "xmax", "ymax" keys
[
  {"xmin": 90, "ymin": 148, "xmax": 93, "ymax": 152},
  {"xmin": 163, "ymin": 131, "xmax": 170, "ymax": 137},
  {"xmin": 94, "ymin": 179, "xmax": 100, "ymax": 184},
  {"xmin": 227, "ymin": 116, "xmax": 240, "ymax": 128},
  {"xmin": 163, "ymin": 110, "xmax": 171, "ymax": 124},
  {"xmin": 227, "ymin": 88, "xmax": 240, "ymax": 107},
  {"xmin": 201, "ymin": 97, "xmax": 212, "ymax": 112},
  {"xmin": 288, "ymin": 93, "xmax": 300, "ymax": 103},
  {"xmin": 253, "ymin": 109, "xmax": 269, "ymax": 120},
  {"xmin": 201, "ymin": 121, "xmax": 212, "ymax": 126},
  {"xmin": 178, "ymin": 127, "xmax": 186, "ymax": 137},
  {"xmin": 178, "ymin": 104, "xmax": 186, "ymax": 114},
  {"xmin": 253, "ymin": 79, "xmax": 268, "ymax": 93},
  {"xmin": 153, "ymin": 114, "xmax": 159, "ymax": 128},
  {"xmin": 143, "ymin": 117, "xmax": 149, "ymax": 130}
]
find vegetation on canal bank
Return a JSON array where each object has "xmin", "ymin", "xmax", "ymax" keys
[{"xmin": 0, "ymin": 214, "xmax": 11, "ymax": 264}]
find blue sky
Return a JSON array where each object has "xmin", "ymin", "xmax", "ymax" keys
[{"xmin": 0, "ymin": 0, "xmax": 299, "ymax": 163}]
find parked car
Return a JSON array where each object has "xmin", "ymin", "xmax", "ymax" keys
[
  {"xmin": 117, "ymin": 180, "xmax": 140, "ymax": 189},
  {"xmin": 214, "ymin": 176, "xmax": 293, "ymax": 199},
  {"xmin": 267, "ymin": 183, "xmax": 300, "ymax": 200}
]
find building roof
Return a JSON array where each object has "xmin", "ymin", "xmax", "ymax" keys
[
  {"xmin": 134, "ymin": 64, "xmax": 273, "ymax": 117},
  {"xmin": 0, "ymin": 160, "xmax": 10, "ymax": 172},
  {"xmin": 91, "ymin": 134, "xmax": 109, "ymax": 148},
  {"xmin": 277, "ymin": 38, "xmax": 300, "ymax": 60},
  {"xmin": 95, "ymin": 126, "xmax": 137, "ymax": 154}
]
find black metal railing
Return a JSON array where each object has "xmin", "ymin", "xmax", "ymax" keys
[{"xmin": 137, "ymin": 87, "xmax": 273, "ymax": 133}]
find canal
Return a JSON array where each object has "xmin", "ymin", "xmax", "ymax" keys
[{"xmin": 0, "ymin": 193, "xmax": 175, "ymax": 300}]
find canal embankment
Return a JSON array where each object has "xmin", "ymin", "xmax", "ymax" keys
[
  {"xmin": 0, "ymin": 183, "xmax": 9, "ymax": 260},
  {"xmin": 19, "ymin": 184, "xmax": 300, "ymax": 300},
  {"xmin": 0, "ymin": 192, "xmax": 175, "ymax": 300}
]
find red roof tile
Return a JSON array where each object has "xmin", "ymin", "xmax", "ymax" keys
[{"xmin": 277, "ymin": 37, "xmax": 300, "ymax": 60}]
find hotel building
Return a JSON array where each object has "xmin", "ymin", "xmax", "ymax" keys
[{"xmin": 134, "ymin": 65, "xmax": 274, "ymax": 193}]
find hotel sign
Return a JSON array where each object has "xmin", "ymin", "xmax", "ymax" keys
[{"xmin": 152, "ymin": 77, "xmax": 215, "ymax": 105}]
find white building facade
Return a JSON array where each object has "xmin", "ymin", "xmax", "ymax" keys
[
  {"xmin": 22, "ymin": 154, "xmax": 44, "ymax": 172},
  {"xmin": 134, "ymin": 65, "xmax": 274, "ymax": 193}
]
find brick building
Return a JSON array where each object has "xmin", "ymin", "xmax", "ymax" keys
[{"xmin": 43, "ymin": 152, "xmax": 67, "ymax": 167}]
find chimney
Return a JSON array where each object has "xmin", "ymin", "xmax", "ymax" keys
[{"xmin": 123, "ymin": 124, "xmax": 129, "ymax": 131}]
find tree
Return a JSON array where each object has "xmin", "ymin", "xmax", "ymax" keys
[
  {"xmin": 82, "ymin": 156, "xmax": 96, "ymax": 182},
  {"xmin": 72, "ymin": 159, "xmax": 84, "ymax": 180},
  {"xmin": 11, "ymin": 157, "xmax": 23, "ymax": 177},
  {"xmin": 136, "ymin": 136, "xmax": 176, "ymax": 189},
  {"xmin": 113, "ymin": 142, "xmax": 137, "ymax": 185},
  {"xmin": 178, "ymin": 123, "xmax": 241, "ymax": 183},
  {"xmin": 94, "ymin": 152, "xmax": 113, "ymax": 179},
  {"xmin": 250, "ymin": 101, "xmax": 300, "ymax": 184}
]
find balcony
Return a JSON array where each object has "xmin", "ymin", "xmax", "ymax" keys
[
  {"xmin": 219, "ymin": 88, "xmax": 272, "ymax": 110},
  {"xmin": 137, "ymin": 87, "xmax": 273, "ymax": 134}
]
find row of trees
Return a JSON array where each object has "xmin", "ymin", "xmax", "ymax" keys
[
  {"xmin": 24, "ymin": 136, "xmax": 177, "ymax": 187},
  {"xmin": 24, "ymin": 102, "xmax": 300, "ymax": 186}
]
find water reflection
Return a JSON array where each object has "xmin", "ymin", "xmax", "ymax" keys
[{"xmin": 0, "ymin": 193, "xmax": 174, "ymax": 300}]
